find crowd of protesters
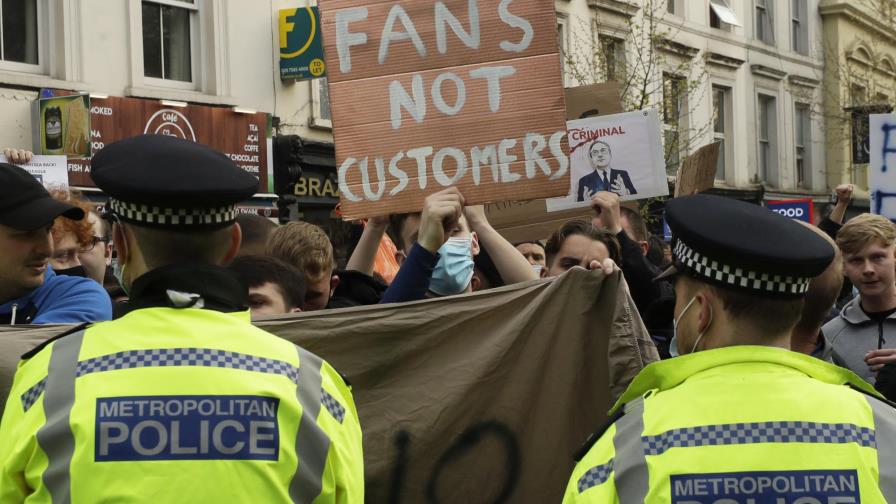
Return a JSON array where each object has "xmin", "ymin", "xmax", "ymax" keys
[
  {"xmin": 7, "ymin": 143, "xmax": 892, "ymax": 400},
  {"xmin": 1, "ymin": 139, "xmax": 895, "ymax": 502}
]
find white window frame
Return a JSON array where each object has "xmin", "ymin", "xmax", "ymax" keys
[
  {"xmin": 310, "ymin": 78, "xmax": 331, "ymax": 130},
  {"xmin": 556, "ymin": 12, "xmax": 569, "ymax": 86},
  {"xmin": 712, "ymin": 84, "xmax": 733, "ymax": 181},
  {"xmin": 663, "ymin": 73, "xmax": 688, "ymax": 175},
  {"xmin": 757, "ymin": 92, "xmax": 778, "ymax": 184},
  {"xmin": 790, "ymin": 0, "xmax": 808, "ymax": 55},
  {"xmin": 794, "ymin": 102, "xmax": 811, "ymax": 188},
  {"xmin": 667, "ymin": 0, "xmax": 684, "ymax": 17},
  {"xmin": 709, "ymin": 0, "xmax": 741, "ymax": 31},
  {"xmin": 600, "ymin": 35, "xmax": 626, "ymax": 83},
  {"xmin": 755, "ymin": 0, "xmax": 776, "ymax": 46},
  {"xmin": 0, "ymin": 0, "xmax": 48, "ymax": 74},
  {"xmin": 137, "ymin": 0, "xmax": 200, "ymax": 91}
]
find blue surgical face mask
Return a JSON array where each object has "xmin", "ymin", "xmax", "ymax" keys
[
  {"xmin": 669, "ymin": 295, "xmax": 712, "ymax": 357},
  {"xmin": 429, "ymin": 236, "xmax": 475, "ymax": 296}
]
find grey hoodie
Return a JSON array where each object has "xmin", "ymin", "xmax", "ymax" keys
[{"xmin": 822, "ymin": 295, "xmax": 896, "ymax": 383}]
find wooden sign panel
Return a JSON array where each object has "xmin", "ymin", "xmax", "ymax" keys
[
  {"xmin": 674, "ymin": 141, "xmax": 720, "ymax": 197},
  {"xmin": 565, "ymin": 82, "xmax": 623, "ymax": 120},
  {"xmin": 320, "ymin": 0, "xmax": 570, "ymax": 219},
  {"xmin": 54, "ymin": 94, "xmax": 272, "ymax": 193}
]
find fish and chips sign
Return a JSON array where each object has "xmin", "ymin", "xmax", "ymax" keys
[{"xmin": 321, "ymin": 0, "xmax": 570, "ymax": 219}]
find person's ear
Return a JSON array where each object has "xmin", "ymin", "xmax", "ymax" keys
[
  {"xmin": 104, "ymin": 242, "xmax": 113, "ymax": 265},
  {"xmin": 470, "ymin": 273, "xmax": 481, "ymax": 292},
  {"xmin": 289, "ymin": 306, "xmax": 303, "ymax": 313},
  {"xmin": 695, "ymin": 290, "xmax": 715, "ymax": 334},
  {"xmin": 539, "ymin": 267, "xmax": 548, "ymax": 279},
  {"xmin": 470, "ymin": 231, "xmax": 480, "ymax": 257},
  {"xmin": 394, "ymin": 250, "xmax": 407, "ymax": 266},
  {"xmin": 221, "ymin": 223, "xmax": 242, "ymax": 265},
  {"xmin": 329, "ymin": 274, "xmax": 340, "ymax": 298},
  {"xmin": 112, "ymin": 222, "xmax": 129, "ymax": 266},
  {"xmin": 639, "ymin": 241, "xmax": 649, "ymax": 256}
]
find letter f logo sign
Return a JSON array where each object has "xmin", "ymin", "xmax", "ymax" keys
[{"xmin": 279, "ymin": 9, "xmax": 297, "ymax": 50}]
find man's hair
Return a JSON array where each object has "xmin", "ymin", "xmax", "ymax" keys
[
  {"xmin": 837, "ymin": 213, "xmax": 896, "ymax": 255},
  {"xmin": 794, "ymin": 222, "xmax": 842, "ymax": 334},
  {"xmin": 129, "ymin": 224, "xmax": 234, "ymax": 269},
  {"xmin": 49, "ymin": 189, "xmax": 94, "ymax": 248},
  {"xmin": 236, "ymin": 213, "xmax": 278, "ymax": 255},
  {"xmin": 545, "ymin": 220, "xmax": 622, "ymax": 266},
  {"xmin": 227, "ymin": 255, "xmax": 306, "ymax": 309},
  {"xmin": 711, "ymin": 284, "xmax": 806, "ymax": 337},
  {"xmin": 266, "ymin": 221, "xmax": 336, "ymax": 282},
  {"xmin": 646, "ymin": 235, "xmax": 667, "ymax": 267},
  {"xmin": 589, "ymin": 140, "xmax": 611, "ymax": 155},
  {"xmin": 619, "ymin": 206, "xmax": 648, "ymax": 242},
  {"xmin": 513, "ymin": 240, "xmax": 545, "ymax": 248},
  {"xmin": 388, "ymin": 212, "xmax": 420, "ymax": 251},
  {"xmin": 679, "ymin": 275, "xmax": 805, "ymax": 337}
]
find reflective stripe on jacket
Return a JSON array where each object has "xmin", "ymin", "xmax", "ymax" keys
[
  {"xmin": 563, "ymin": 346, "xmax": 896, "ymax": 503},
  {"xmin": 0, "ymin": 307, "xmax": 363, "ymax": 503}
]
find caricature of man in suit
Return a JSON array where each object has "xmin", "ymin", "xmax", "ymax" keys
[{"xmin": 576, "ymin": 139, "xmax": 637, "ymax": 201}]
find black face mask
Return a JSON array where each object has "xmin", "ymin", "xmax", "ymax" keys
[{"xmin": 55, "ymin": 265, "xmax": 87, "ymax": 278}]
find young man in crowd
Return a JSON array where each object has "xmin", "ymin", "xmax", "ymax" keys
[
  {"xmin": 45, "ymin": 188, "xmax": 114, "ymax": 286},
  {"xmin": 0, "ymin": 163, "xmax": 111, "ymax": 324},
  {"xmin": 823, "ymin": 213, "xmax": 896, "ymax": 383},
  {"xmin": 228, "ymin": 255, "xmax": 305, "ymax": 318},
  {"xmin": 267, "ymin": 221, "xmax": 340, "ymax": 311},
  {"xmin": 381, "ymin": 188, "xmax": 538, "ymax": 303},
  {"xmin": 515, "ymin": 241, "xmax": 548, "ymax": 277},
  {"xmin": 544, "ymin": 221, "xmax": 620, "ymax": 278},
  {"xmin": 81, "ymin": 208, "xmax": 113, "ymax": 284}
]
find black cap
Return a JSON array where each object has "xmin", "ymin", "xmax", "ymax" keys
[
  {"xmin": 91, "ymin": 135, "xmax": 259, "ymax": 230},
  {"xmin": 656, "ymin": 194, "xmax": 834, "ymax": 297},
  {"xmin": 0, "ymin": 163, "xmax": 84, "ymax": 231}
]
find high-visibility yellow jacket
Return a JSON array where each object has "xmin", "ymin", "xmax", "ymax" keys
[
  {"xmin": 0, "ymin": 307, "xmax": 363, "ymax": 503},
  {"xmin": 564, "ymin": 346, "xmax": 896, "ymax": 503}
]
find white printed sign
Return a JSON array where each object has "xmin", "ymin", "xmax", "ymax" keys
[
  {"xmin": 546, "ymin": 109, "xmax": 667, "ymax": 212},
  {"xmin": 870, "ymin": 113, "xmax": 896, "ymax": 220},
  {"xmin": 0, "ymin": 154, "xmax": 69, "ymax": 187}
]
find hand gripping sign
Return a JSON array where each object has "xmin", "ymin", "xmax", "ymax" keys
[{"xmin": 320, "ymin": 0, "xmax": 570, "ymax": 219}]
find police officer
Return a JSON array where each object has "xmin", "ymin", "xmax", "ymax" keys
[
  {"xmin": 564, "ymin": 194, "xmax": 896, "ymax": 503},
  {"xmin": 0, "ymin": 135, "xmax": 363, "ymax": 503}
]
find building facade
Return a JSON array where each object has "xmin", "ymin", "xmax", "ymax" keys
[
  {"xmin": 820, "ymin": 0, "xmax": 896, "ymax": 208},
  {"xmin": 558, "ymin": 0, "xmax": 829, "ymax": 207}
]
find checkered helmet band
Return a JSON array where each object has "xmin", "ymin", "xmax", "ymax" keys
[
  {"xmin": 108, "ymin": 198, "xmax": 237, "ymax": 227},
  {"xmin": 673, "ymin": 239, "xmax": 812, "ymax": 296}
]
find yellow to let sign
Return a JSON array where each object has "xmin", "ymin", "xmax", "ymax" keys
[{"xmin": 279, "ymin": 7, "xmax": 326, "ymax": 81}]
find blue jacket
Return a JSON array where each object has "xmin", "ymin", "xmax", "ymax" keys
[{"xmin": 0, "ymin": 267, "xmax": 112, "ymax": 324}]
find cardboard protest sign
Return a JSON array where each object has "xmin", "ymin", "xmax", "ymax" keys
[
  {"xmin": 565, "ymin": 82, "xmax": 624, "ymax": 120},
  {"xmin": 674, "ymin": 141, "xmax": 720, "ymax": 197},
  {"xmin": 870, "ymin": 113, "xmax": 896, "ymax": 220},
  {"xmin": 0, "ymin": 269, "xmax": 657, "ymax": 503},
  {"xmin": 546, "ymin": 109, "xmax": 667, "ymax": 212},
  {"xmin": 767, "ymin": 198, "xmax": 814, "ymax": 223},
  {"xmin": 320, "ymin": 0, "xmax": 570, "ymax": 219},
  {"xmin": 0, "ymin": 155, "xmax": 68, "ymax": 187},
  {"xmin": 486, "ymin": 199, "xmax": 590, "ymax": 243}
]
